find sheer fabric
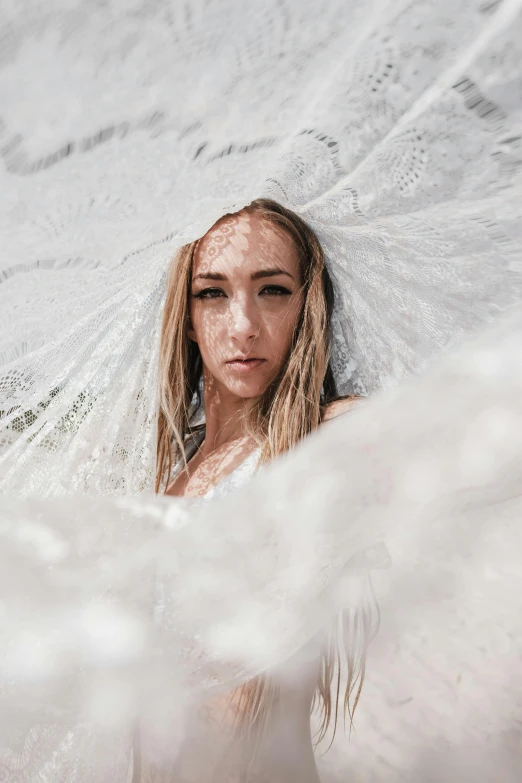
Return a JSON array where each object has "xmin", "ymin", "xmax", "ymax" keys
[
  {"xmin": 165, "ymin": 427, "xmax": 261, "ymax": 500},
  {"xmin": 1, "ymin": 0, "xmax": 522, "ymax": 780}
]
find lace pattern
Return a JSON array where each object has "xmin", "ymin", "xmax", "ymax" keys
[{"xmin": 1, "ymin": 0, "xmax": 522, "ymax": 780}]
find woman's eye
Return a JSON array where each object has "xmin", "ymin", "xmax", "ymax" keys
[
  {"xmin": 192, "ymin": 288, "xmax": 225, "ymax": 299},
  {"xmin": 260, "ymin": 285, "xmax": 292, "ymax": 297}
]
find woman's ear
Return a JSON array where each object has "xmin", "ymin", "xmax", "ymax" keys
[{"xmin": 186, "ymin": 317, "xmax": 197, "ymax": 343}]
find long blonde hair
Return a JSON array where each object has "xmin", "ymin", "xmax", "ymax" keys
[{"xmin": 156, "ymin": 198, "xmax": 378, "ymax": 753}]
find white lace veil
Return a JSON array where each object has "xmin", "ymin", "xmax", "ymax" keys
[{"xmin": 1, "ymin": 1, "xmax": 522, "ymax": 780}]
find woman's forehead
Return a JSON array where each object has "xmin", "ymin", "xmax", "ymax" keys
[{"xmin": 193, "ymin": 211, "xmax": 298, "ymax": 275}]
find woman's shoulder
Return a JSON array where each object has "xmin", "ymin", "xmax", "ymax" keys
[{"xmin": 321, "ymin": 395, "xmax": 365, "ymax": 423}]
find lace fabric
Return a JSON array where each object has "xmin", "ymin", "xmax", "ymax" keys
[
  {"xmin": 165, "ymin": 426, "xmax": 261, "ymax": 500},
  {"xmin": 1, "ymin": 0, "xmax": 522, "ymax": 780}
]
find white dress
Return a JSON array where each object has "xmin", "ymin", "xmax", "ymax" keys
[{"xmin": 132, "ymin": 435, "xmax": 323, "ymax": 783}]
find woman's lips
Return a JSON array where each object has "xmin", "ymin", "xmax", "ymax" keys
[{"xmin": 226, "ymin": 358, "xmax": 267, "ymax": 373}]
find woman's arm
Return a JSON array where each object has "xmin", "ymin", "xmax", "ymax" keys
[{"xmin": 321, "ymin": 395, "xmax": 364, "ymax": 422}]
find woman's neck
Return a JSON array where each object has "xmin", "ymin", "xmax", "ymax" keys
[{"xmin": 201, "ymin": 371, "xmax": 251, "ymax": 453}]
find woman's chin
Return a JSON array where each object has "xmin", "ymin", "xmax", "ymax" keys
[{"xmin": 224, "ymin": 378, "xmax": 270, "ymax": 400}]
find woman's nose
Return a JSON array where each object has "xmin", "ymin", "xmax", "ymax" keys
[{"xmin": 228, "ymin": 297, "xmax": 260, "ymax": 344}]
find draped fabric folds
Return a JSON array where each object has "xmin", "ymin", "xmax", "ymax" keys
[{"xmin": 1, "ymin": 1, "xmax": 522, "ymax": 780}]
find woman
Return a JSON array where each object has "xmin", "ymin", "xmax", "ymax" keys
[{"xmin": 153, "ymin": 198, "xmax": 372, "ymax": 782}]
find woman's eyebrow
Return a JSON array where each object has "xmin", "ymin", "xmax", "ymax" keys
[
  {"xmin": 193, "ymin": 268, "xmax": 295, "ymax": 282},
  {"xmin": 251, "ymin": 268, "xmax": 295, "ymax": 281},
  {"xmin": 193, "ymin": 271, "xmax": 227, "ymax": 281}
]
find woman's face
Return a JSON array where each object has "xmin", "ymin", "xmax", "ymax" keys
[{"xmin": 188, "ymin": 210, "xmax": 304, "ymax": 400}]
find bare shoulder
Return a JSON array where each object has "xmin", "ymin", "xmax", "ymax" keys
[{"xmin": 321, "ymin": 395, "xmax": 365, "ymax": 423}]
